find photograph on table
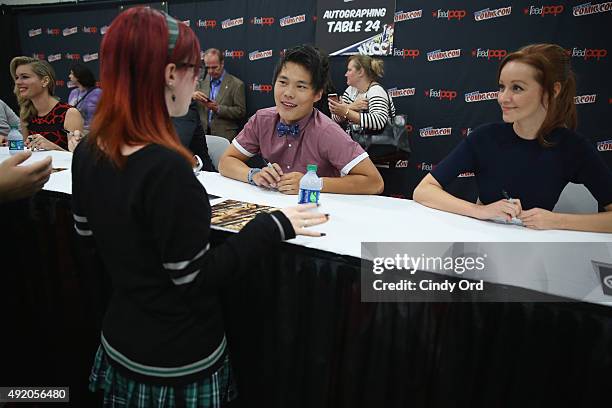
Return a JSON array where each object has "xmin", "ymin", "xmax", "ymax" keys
[{"xmin": 211, "ymin": 199, "xmax": 278, "ymax": 232}]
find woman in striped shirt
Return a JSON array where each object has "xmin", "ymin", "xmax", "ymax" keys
[{"xmin": 329, "ymin": 55, "xmax": 396, "ymax": 134}]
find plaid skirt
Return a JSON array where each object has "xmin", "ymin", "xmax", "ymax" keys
[{"xmin": 89, "ymin": 345, "xmax": 237, "ymax": 408}]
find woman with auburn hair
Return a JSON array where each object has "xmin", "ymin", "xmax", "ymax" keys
[
  {"xmin": 413, "ymin": 43, "xmax": 612, "ymax": 233},
  {"xmin": 10, "ymin": 56, "xmax": 83, "ymax": 151},
  {"xmin": 72, "ymin": 7, "xmax": 327, "ymax": 407}
]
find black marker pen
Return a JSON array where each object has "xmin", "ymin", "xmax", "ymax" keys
[{"xmin": 501, "ymin": 189, "xmax": 512, "ymax": 202}]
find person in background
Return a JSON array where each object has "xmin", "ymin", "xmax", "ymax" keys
[
  {"xmin": 312, "ymin": 46, "xmax": 336, "ymax": 119},
  {"xmin": 10, "ymin": 56, "xmax": 83, "ymax": 151},
  {"xmin": 68, "ymin": 63, "xmax": 102, "ymax": 130},
  {"xmin": 72, "ymin": 7, "xmax": 327, "ymax": 407},
  {"xmin": 173, "ymin": 100, "xmax": 216, "ymax": 171},
  {"xmin": 0, "ymin": 98, "xmax": 20, "ymax": 146},
  {"xmin": 413, "ymin": 43, "xmax": 612, "ymax": 233},
  {"xmin": 329, "ymin": 55, "xmax": 396, "ymax": 138},
  {"xmin": 313, "ymin": 72, "xmax": 336, "ymax": 119},
  {"xmin": 218, "ymin": 45, "xmax": 383, "ymax": 195},
  {"xmin": 193, "ymin": 48, "xmax": 246, "ymax": 141}
]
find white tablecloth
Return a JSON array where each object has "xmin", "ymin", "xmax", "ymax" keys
[
  {"xmin": 198, "ymin": 172, "xmax": 612, "ymax": 306},
  {"xmin": 0, "ymin": 147, "xmax": 73, "ymax": 195},
  {"xmin": 3, "ymin": 146, "xmax": 611, "ymax": 304}
]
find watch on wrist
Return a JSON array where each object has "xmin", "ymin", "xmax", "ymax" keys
[{"xmin": 247, "ymin": 167, "xmax": 261, "ymax": 185}]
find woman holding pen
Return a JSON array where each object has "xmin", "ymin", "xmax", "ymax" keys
[{"xmin": 413, "ymin": 44, "xmax": 612, "ymax": 233}]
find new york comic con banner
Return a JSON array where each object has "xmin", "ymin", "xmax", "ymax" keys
[
  {"xmin": 14, "ymin": 0, "xmax": 612, "ymax": 200},
  {"xmin": 315, "ymin": 0, "xmax": 395, "ymax": 55}
]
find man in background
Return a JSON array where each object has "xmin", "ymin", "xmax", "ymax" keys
[{"xmin": 193, "ymin": 48, "xmax": 246, "ymax": 141}]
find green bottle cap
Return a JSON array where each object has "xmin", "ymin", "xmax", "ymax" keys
[{"xmin": 306, "ymin": 164, "xmax": 317, "ymax": 172}]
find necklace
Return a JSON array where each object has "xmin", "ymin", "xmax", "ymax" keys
[{"xmin": 357, "ymin": 81, "xmax": 373, "ymax": 94}]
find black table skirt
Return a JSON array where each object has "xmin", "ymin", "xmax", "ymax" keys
[{"xmin": 2, "ymin": 192, "xmax": 611, "ymax": 407}]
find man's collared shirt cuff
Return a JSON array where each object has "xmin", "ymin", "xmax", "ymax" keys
[{"xmin": 232, "ymin": 139, "xmax": 255, "ymax": 158}]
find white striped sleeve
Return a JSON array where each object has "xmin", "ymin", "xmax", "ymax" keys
[
  {"xmin": 232, "ymin": 138, "xmax": 255, "ymax": 158},
  {"xmin": 360, "ymin": 85, "xmax": 391, "ymax": 131},
  {"xmin": 341, "ymin": 89, "xmax": 354, "ymax": 104},
  {"xmin": 341, "ymin": 151, "xmax": 369, "ymax": 176},
  {"xmin": 73, "ymin": 213, "xmax": 94, "ymax": 237},
  {"xmin": 163, "ymin": 244, "xmax": 211, "ymax": 285}
]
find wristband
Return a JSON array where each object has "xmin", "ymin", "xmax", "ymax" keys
[{"xmin": 247, "ymin": 167, "xmax": 261, "ymax": 185}]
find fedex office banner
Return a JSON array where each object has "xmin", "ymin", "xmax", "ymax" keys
[{"xmin": 316, "ymin": 0, "xmax": 396, "ymax": 56}]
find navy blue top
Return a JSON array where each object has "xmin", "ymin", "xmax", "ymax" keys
[{"xmin": 431, "ymin": 122, "xmax": 612, "ymax": 211}]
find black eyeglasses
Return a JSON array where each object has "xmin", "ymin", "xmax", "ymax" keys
[
  {"xmin": 176, "ymin": 62, "xmax": 202, "ymax": 80},
  {"xmin": 176, "ymin": 62, "xmax": 198, "ymax": 70}
]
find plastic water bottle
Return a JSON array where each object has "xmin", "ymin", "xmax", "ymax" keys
[
  {"xmin": 8, "ymin": 125, "xmax": 24, "ymax": 155},
  {"xmin": 298, "ymin": 164, "xmax": 322, "ymax": 204}
]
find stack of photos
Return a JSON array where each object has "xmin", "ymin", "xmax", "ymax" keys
[{"xmin": 210, "ymin": 199, "xmax": 278, "ymax": 232}]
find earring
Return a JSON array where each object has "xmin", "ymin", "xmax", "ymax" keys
[{"xmin": 168, "ymin": 83, "xmax": 175, "ymax": 102}]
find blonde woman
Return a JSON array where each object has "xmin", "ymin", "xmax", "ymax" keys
[
  {"xmin": 329, "ymin": 55, "xmax": 396, "ymax": 133},
  {"xmin": 10, "ymin": 56, "xmax": 83, "ymax": 151}
]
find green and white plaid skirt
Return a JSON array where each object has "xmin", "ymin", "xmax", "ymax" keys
[{"xmin": 89, "ymin": 345, "xmax": 237, "ymax": 408}]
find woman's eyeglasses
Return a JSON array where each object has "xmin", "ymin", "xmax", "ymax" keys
[{"xmin": 175, "ymin": 62, "xmax": 203, "ymax": 80}]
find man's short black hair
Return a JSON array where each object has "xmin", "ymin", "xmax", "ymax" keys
[{"xmin": 272, "ymin": 45, "xmax": 329, "ymax": 93}]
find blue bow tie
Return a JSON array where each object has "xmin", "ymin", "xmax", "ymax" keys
[{"xmin": 277, "ymin": 123, "xmax": 300, "ymax": 137}]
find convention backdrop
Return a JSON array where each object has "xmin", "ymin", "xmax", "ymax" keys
[
  {"xmin": 315, "ymin": 0, "xmax": 396, "ymax": 56},
  {"xmin": 13, "ymin": 0, "xmax": 612, "ymax": 199}
]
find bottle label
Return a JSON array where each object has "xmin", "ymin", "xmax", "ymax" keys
[
  {"xmin": 298, "ymin": 188, "xmax": 320, "ymax": 204},
  {"xmin": 8, "ymin": 139, "xmax": 24, "ymax": 151}
]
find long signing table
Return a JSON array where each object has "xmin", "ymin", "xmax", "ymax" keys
[{"xmin": 2, "ymin": 147, "xmax": 611, "ymax": 407}]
